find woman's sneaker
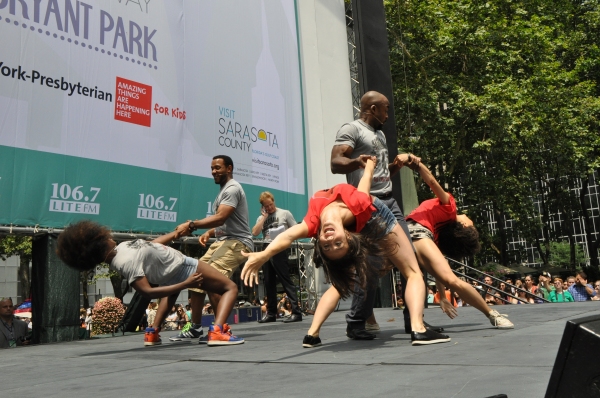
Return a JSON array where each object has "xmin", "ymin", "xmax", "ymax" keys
[
  {"xmin": 144, "ymin": 327, "xmax": 162, "ymax": 346},
  {"xmin": 207, "ymin": 324, "xmax": 245, "ymax": 346},
  {"xmin": 488, "ymin": 310, "xmax": 514, "ymax": 329},
  {"xmin": 169, "ymin": 323, "xmax": 203, "ymax": 341},
  {"xmin": 411, "ymin": 328, "xmax": 451, "ymax": 346},
  {"xmin": 302, "ymin": 335, "xmax": 322, "ymax": 348}
]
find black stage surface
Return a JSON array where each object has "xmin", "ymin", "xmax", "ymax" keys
[{"xmin": 4, "ymin": 302, "xmax": 599, "ymax": 397}]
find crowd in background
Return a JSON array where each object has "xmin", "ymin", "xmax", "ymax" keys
[{"xmin": 412, "ymin": 270, "xmax": 599, "ymax": 307}]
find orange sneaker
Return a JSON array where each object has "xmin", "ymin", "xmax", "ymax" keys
[
  {"xmin": 207, "ymin": 324, "xmax": 244, "ymax": 346},
  {"xmin": 144, "ymin": 327, "xmax": 162, "ymax": 346}
]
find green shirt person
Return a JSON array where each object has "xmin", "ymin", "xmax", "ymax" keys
[{"xmin": 549, "ymin": 278, "xmax": 574, "ymax": 303}]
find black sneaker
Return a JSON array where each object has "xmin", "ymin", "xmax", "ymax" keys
[
  {"xmin": 302, "ymin": 335, "xmax": 322, "ymax": 348},
  {"xmin": 411, "ymin": 329, "xmax": 451, "ymax": 346},
  {"xmin": 346, "ymin": 326, "xmax": 376, "ymax": 340},
  {"xmin": 405, "ymin": 321, "xmax": 444, "ymax": 334}
]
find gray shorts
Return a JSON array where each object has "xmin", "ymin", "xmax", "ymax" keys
[{"xmin": 407, "ymin": 220, "xmax": 434, "ymax": 241}]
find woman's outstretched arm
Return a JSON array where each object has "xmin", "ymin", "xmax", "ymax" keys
[{"xmin": 241, "ymin": 222, "xmax": 310, "ymax": 286}]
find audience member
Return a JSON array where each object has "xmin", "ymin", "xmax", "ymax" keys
[
  {"xmin": 537, "ymin": 272, "xmax": 554, "ymax": 300},
  {"xmin": 165, "ymin": 306, "xmax": 179, "ymax": 330},
  {"xmin": 566, "ymin": 276, "xmax": 576, "ymax": 289},
  {"xmin": 512, "ymin": 289, "xmax": 533, "ymax": 304},
  {"xmin": 146, "ymin": 303, "xmax": 157, "ymax": 327},
  {"xmin": 0, "ymin": 297, "xmax": 30, "ymax": 348},
  {"xmin": 549, "ymin": 278, "xmax": 574, "ymax": 303},
  {"xmin": 568, "ymin": 271, "xmax": 596, "ymax": 301},
  {"xmin": 85, "ymin": 309, "xmax": 93, "ymax": 332},
  {"xmin": 593, "ymin": 281, "xmax": 600, "ymax": 301},
  {"xmin": 176, "ymin": 306, "xmax": 190, "ymax": 329},
  {"xmin": 523, "ymin": 276, "xmax": 537, "ymax": 296},
  {"xmin": 260, "ymin": 297, "xmax": 268, "ymax": 315},
  {"xmin": 480, "ymin": 276, "xmax": 496, "ymax": 304}
]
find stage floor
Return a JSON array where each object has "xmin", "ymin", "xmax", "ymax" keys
[{"xmin": 4, "ymin": 302, "xmax": 600, "ymax": 397}]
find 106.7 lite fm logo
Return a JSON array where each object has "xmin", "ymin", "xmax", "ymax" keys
[
  {"xmin": 217, "ymin": 106, "xmax": 279, "ymax": 151},
  {"xmin": 48, "ymin": 183, "xmax": 179, "ymax": 224}
]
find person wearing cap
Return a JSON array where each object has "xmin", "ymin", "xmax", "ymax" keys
[{"xmin": 537, "ymin": 271, "xmax": 555, "ymax": 301}]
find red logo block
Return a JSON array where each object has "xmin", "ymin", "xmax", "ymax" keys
[{"xmin": 114, "ymin": 77, "xmax": 152, "ymax": 127}]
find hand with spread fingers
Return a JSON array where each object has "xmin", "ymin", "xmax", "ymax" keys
[
  {"xmin": 440, "ymin": 298, "xmax": 458, "ymax": 319},
  {"xmin": 240, "ymin": 251, "xmax": 270, "ymax": 287}
]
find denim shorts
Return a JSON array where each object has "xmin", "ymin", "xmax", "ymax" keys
[
  {"xmin": 162, "ymin": 256, "xmax": 198, "ymax": 286},
  {"xmin": 361, "ymin": 197, "xmax": 398, "ymax": 238},
  {"xmin": 407, "ymin": 220, "xmax": 434, "ymax": 241}
]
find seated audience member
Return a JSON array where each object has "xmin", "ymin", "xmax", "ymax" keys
[
  {"xmin": 165, "ymin": 306, "xmax": 179, "ymax": 331},
  {"xmin": 260, "ymin": 297, "xmax": 268, "ymax": 315},
  {"xmin": 523, "ymin": 276, "xmax": 537, "ymax": 296},
  {"xmin": 549, "ymin": 278, "xmax": 574, "ymax": 303},
  {"xmin": 593, "ymin": 281, "xmax": 600, "ymax": 301},
  {"xmin": 566, "ymin": 276, "xmax": 576, "ymax": 289},
  {"xmin": 176, "ymin": 306, "xmax": 190, "ymax": 329},
  {"xmin": 568, "ymin": 271, "xmax": 596, "ymax": 301},
  {"xmin": 480, "ymin": 276, "xmax": 496, "ymax": 304},
  {"xmin": 511, "ymin": 289, "xmax": 533, "ymax": 304},
  {"xmin": 427, "ymin": 287, "xmax": 435, "ymax": 304},
  {"xmin": 537, "ymin": 272, "xmax": 554, "ymax": 300},
  {"xmin": 493, "ymin": 293, "xmax": 504, "ymax": 305},
  {"xmin": 0, "ymin": 297, "xmax": 30, "ymax": 348},
  {"xmin": 505, "ymin": 279, "xmax": 516, "ymax": 296}
]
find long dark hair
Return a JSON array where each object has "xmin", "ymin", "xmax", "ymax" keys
[
  {"xmin": 56, "ymin": 220, "xmax": 113, "ymax": 271},
  {"xmin": 314, "ymin": 221, "xmax": 397, "ymax": 299},
  {"xmin": 436, "ymin": 222, "xmax": 480, "ymax": 258}
]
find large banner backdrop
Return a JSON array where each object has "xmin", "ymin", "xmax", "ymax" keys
[{"xmin": 0, "ymin": 0, "xmax": 307, "ymax": 233}]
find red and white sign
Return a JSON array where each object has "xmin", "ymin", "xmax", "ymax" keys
[{"xmin": 114, "ymin": 77, "xmax": 152, "ymax": 127}]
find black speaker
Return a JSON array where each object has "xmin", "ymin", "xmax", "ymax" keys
[{"xmin": 545, "ymin": 315, "xmax": 600, "ymax": 398}]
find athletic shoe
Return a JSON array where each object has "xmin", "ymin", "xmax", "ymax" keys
[
  {"xmin": 207, "ymin": 324, "xmax": 245, "ymax": 346},
  {"xmin": 144, "ymin": 327, "xmax": 161, "ymax": 346},
  {"xmin": 488, "ymin": 310, "xmax": 514, "ymax": 329},
  {"xmin": 365, "ymin": 322, "xmax": 380, "ymax": 333},
  {"xmin": 411, "ymin": 329, "xmax": 451, "ymax": 346},
  {"xmin": 302, "ymin": 334, "xmax": 322, "ymax": 348},
  {"xmin": 346, "ymin": 326, "xmax": 375, "ymax": 340},
  {"xmin": 198, "ymin": 335, "xmax": 208, "ymax": 344},
  {"xmin": 169, "ymin": 323, "xmax": 203, "ymax": 341}
]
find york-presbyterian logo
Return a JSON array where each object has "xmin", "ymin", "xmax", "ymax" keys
[{"xmin": 114, "ymin": 77, "xmax": 152, "ymax": 127}]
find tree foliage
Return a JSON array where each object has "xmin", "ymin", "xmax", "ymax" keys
[
  {"xmin": 0, "ymin": 235, "xmax": 32, "ymax": 300},
  {"xmin": 386, "ymin": 0, "xmax": 600, "ymax": 266}
]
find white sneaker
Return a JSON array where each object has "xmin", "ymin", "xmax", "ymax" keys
[
  {"xmin": 365, "ymin": 322, "xmax": 380, "ymax": 333},
  {"xmin": 488, "ymin": 310, "xmax": 514, "ymax": 329}
]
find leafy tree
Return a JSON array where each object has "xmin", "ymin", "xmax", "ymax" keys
[
  {"xmin": 385, "ymin": 0, "xmax": 600, "ymax": 266},
  {"xmin": 0, "ymin": 235, "xmax": 32, "ymax": 301}
]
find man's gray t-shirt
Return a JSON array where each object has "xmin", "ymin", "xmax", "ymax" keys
[
  {"xmin": 213, "ymin": 179, "xmax": 254, "ymax": 250},
  {"xmin": 256, "ymin": 208, "xmax": 297, "ymax": 242},
  {"xmin": 334, "ymin": 119, "xmax": 392, "ymax": 196}
]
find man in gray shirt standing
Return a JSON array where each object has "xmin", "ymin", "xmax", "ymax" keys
[
  {"xmin": 251, "ymin": 191, "xmax": 302, "ymax": 323},
  {"xmin": 171, "ymin": 155, "xmax": 253, "ymax": 343},
  {"xmin": 331, "ymin": 91, "xmax": 441, "ymax": 339}
]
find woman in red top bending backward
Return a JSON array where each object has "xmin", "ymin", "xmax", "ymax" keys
[
  {"xmin": 404, "ymin": 162, "xmax": 513, "ymax": 329},
  {"xmin": 242, "ymin": 157, "xmax": 451, "ymax": 346}
]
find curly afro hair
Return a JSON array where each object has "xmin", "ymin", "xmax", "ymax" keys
[
  {"xmin": 436, "ymin": 222, "xmax": 480, "ymax": 259},
  {"xmin": 56, "ymin": 220, "xmax": 113, "ymax": 271}
]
